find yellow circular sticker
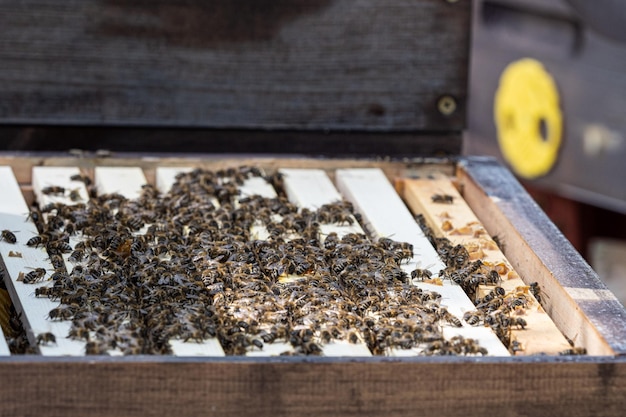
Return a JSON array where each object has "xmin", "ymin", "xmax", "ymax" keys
[{"xmin": 494, "ymin": 59, "xmax": 562, "ymax": 179}]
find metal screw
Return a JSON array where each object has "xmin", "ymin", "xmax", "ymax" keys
[{"xmin": 437, "ymin": 95, "xmax": 457, "ymax": 116}]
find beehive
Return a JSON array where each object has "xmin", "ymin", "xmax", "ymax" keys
[{"xmin": 0, "ymin": 155, "xmax": 624, "ymax": 416}]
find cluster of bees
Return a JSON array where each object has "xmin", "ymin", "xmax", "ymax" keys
[
  {"xmin": 416, "ymin": 214, "xmax": 533, "ymax": 348},
  {"xmin": 417, "ymin": 214, "xmax": 589, "ymax": 355},
  {"xmin": 7, "ymin": 166, "xmax": 497, "ymax": 356}
]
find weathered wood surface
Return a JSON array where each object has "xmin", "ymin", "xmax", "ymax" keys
[
  {"xmin": 457, "ymin": 157, "xmax": 626, "ymax": 356},
  {"xmin": 0, "ymin": 357, "xmax": 625, "ymax": 417},
  {"xmin": 0, "ymin": 0, "xmax": 469, "ymax": 132}
]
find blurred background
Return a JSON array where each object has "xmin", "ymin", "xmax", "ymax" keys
[{"xmin": 466, "ymin": 0, "xmax": 626, "ymax": 305}]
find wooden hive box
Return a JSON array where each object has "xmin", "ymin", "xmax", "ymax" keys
[{"xmin": 0, "ymin": 1, "xmax": 625, "ymax": 416}]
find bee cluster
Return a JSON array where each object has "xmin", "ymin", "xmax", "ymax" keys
[
  {"xmin": 22, "ymin": 166, "xmax": 488, "ymax": 356},
  {"xmin": 418, "ymin": 215, "xmax": 539, "ymax": 349}
]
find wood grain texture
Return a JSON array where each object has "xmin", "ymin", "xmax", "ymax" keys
[
  {"xmin": 0, "ymin": 0, "xmax": 469, "ymax": 131},
  {"xmin": 457, "ymin": 157, "xmax": 626, "ymax": 356},
  {"xmin": 0, "ymin": 357, "xmax": 625, "ymax": 417}
]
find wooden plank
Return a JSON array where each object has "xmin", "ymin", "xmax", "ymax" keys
[
  {"xmin": 238, "ymin": 177, "xmax": 278, "ymax": 200},
  {"xmin": 94, "ymin": 166, "xmax": 226, "ymax": 357},
  {"xmin": 0, "ymin": 1, "xmax": 469, "ymax": 131},
  {"xmin": 32, "ymin": 167, "xmax": 90, "ymax": 207},
  {"xmin": 335, "ymin": 168, "xmax": 509, "ymax": 356},
  {"xmin": 157, "ymin": 169, "xmax": 308, "ymax": 356},
  {"xmin": 1, "ymin": 359, "xmax": 625, "ymax": 417},
  {"xmin": 235, "ymin": 170, "xmax": 371, "ymax": 357},
  {"xmin": 32, "ymin": 167, "xmax": 90, "ymax": 274},
  {"xmin": 156, "ymin": 168, "xmax": 301, "ymax": 356},
  {"xmin": 400, "ymin": 176, "xmax": 573, "ymax": 355},
  {"xmin": 280, "ymin": 169, "xmax": 344, "ymax": 209},
  {"xmin": 279, "ymin": 168, "xmax": 373, "ymax": 356},
  {"xmin": 30, "ymin": 167, "xmax": 112, "ymax": 356},
  {"xmin": 0, "ymin": 166, "xmax": 85, "ymax": 356},
  {"xmin": 155, "ymin": 167, "xmax": 193, "ymax": 194},
  {"xmin": 157, "ymin": 168, "xmax": 290, "ymax": 356},
  {"xmin": 457, "ymin": 157, "xmax": 626, "ymax": 356},
  {"xmin": 94, "ymin": 167, "xmax": 147, "ymax": 200},
  {"xmin": 228, "ymin": 172, "xmax": 300, "ymax": 357},
  {"xmin": 279, "ymin": 168, "xmax": 364, "ymax": 237},
  {"xmin": 334, "ymin": 168, "xmax": 445, "ymax": 275}
]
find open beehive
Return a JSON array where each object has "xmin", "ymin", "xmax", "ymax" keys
[
  {"xmin": 0, "ymin": 1, "xmax": 625, "ymax": 415},
  {"xmin": 0, "ymin": 155, "xmax": 625, "ymax": 417},
  {"xmin": 0, "ymin": 159, "xmax": 562, "ymax": 358}
]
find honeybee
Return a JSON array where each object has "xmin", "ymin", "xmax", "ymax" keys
[
  {"xmin": 68, "ymin": 249, "xmax": 84, "ymax": 264},
  {"xmin": 35, "ymin": 287, "xmax": 56, "ymax": 298},
  {"xmin": 48, "ymin": 305, "xmax": 76, "ymax": 320},
  {"xmin": 22, "ymin": 268, "xmax": 47, "ymax": 284},
  {"xmin": 435, "ymin": 307, "xmax": 462, "ymax": 327},
  {"xmin": 559, "ymin": 347, "xmax": 587, "ymax": 355},
  {"xmin": 510, "ymin": 340, "xmax": 524, "ymax": 354},
  {"xmin": 69, "ymin": 188, "xmax": 83, "ymax": 202},
  {"xmin": 40, "ymin": 202, "xmax": 65, "ymax": 213},
  {"xmin": 70, "ymin": 173, "xmax": 92, "ymax": 186},
  {"xmin": 475, "ymin": 286, "xmax": 505, "ymax": 305},
  {"xmin": 529, "ymin": 282, "xmax": 544, "ymax": 303},
  {"xmin": 347, "ymin": 331, "xmax": 360, "ymax": 344},
  {"xmin": 463, "ymin": 311, "xmax": 482, "ymax": 326},
  {"xmin": 41, "ymin": 186, "xmax": 65, "ymax": 195},
  {"xmin": 1, "ymin": 230, "xmax": 17, "ymax": 244},
  {"xmin": 323, "ymin": 232, "xmax": 340, "ymax": 250},
  {"xmin": 319, "ymin": 329, "xmax": 333, "ymax": 344},
  {"xmin": 512, "ymin": 317, "xmax": 527, "ymax": 329},
  {"xmin": 491, "ymin": 235, "xmax": 505, "ymax": 251},
  {"xmin": 410, "ymin": 268, "xmax": 432, "ymax": 281},
  {"xmin": 431, "ymin": 194, "xmax": 454, "ymax": 204},
  {"xmin": 300, "ymin": 341, "xmax": 322, "ymax": 355},
  {"xmin": 85, "ymin": 341, "xmax": 109, "ymax": 355},
  {"xmin": 36, "ymin": 332, "xmax": 57, "ymax": 345}
]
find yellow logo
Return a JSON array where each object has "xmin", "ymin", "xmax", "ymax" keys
[{"xmin": 494, "ymin": 59, "xmax": 562, "ymax": 179}]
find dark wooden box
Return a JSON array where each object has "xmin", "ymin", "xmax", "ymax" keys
[{"xmin": 0, "ymin": 1, "xmax": 625, "ymax": 416}]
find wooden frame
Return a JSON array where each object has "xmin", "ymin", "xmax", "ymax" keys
[
  {"xmin": 0, "ymin": 0, "xmax": 469, "ymax": 132},
  {"xmin": 0, "ymin": 153, "xmax": 624, "ymax": 416},
  {"xmin": 0, "ymin": 355, "xmax": 624, "ymax": 417}
]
